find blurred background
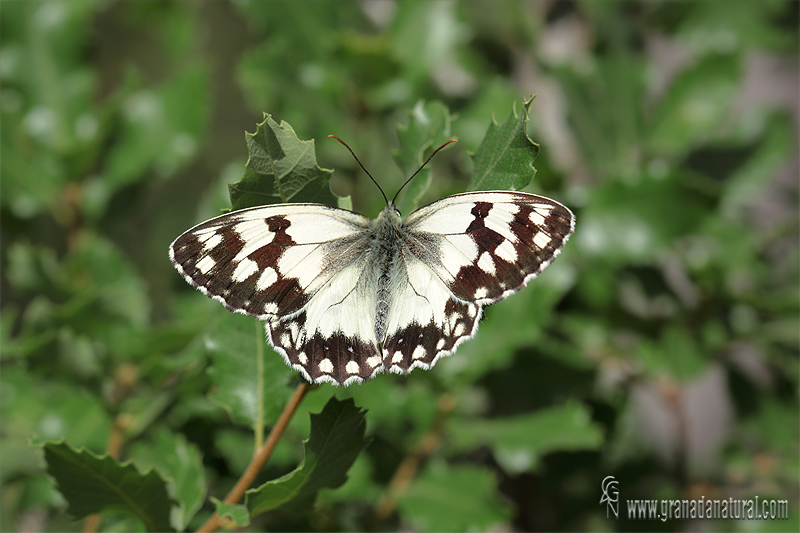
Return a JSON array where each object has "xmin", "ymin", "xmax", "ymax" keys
[{"xmin": 1, "ymin": 1, "xmax": 797, "ymax": 531}]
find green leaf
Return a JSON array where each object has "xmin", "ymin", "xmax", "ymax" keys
[
  {"xmin": 392, "ymin": 100, "xmax": 455, "ymax": 214},
  {"xmin": 468, "ymin": 96, "xmax": 539, "ymax": 191},
  {"xmin": 574, "ymin": 177, "xmax": 710, "ymax": 263},
  {"xmin": 43, "ymin": 442, "xmax": 174, "ymax": 532},
  {"xmin": 548, "ymin": 51, "xmax": 645, "ymax": 181},
  {"xmin": 128, "ymin": 429, "xmax": 206, "ymax": 531},
  {"xmin": 206, "ymin": 310, "xmax": 294, "ymax": 428},
  {"xmin": 246, "ymin": 396, "xmax": 369, "ymax": 515},
  {"xmin": 398, "ymin": 462, "xmax": 511, "ymax": 532},
  {"xmin": 448, "ymin": 401, "xmax": 604, "ymax": 473},
  {"xmin": 210, "ymin": 498, "xmax": 250, "ymax": 528},
  {"xmin": 0, "ymin": 2, "xmax": 99, "ymax": 218},
  {"xmin": 228, "ymin": 114, "xmax": 339, "ymax": 211},
  {"xmin": 746, "ymin": 398, "xmax": 799, "ymax": 458}
]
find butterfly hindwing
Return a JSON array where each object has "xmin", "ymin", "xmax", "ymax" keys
[
  {"xmin": 380, "ymin": 249, "xmax": 481, "ymax": 374},
  {"xmin": 268, "ymin": 252, "xmax": 384, "ymax": 386}
]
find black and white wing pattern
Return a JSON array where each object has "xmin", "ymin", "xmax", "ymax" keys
[{"xmin": 170, "ymin": 191, "xmax": 574, "ymax": 386}]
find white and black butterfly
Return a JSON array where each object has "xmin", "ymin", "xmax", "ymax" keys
[{"xmin": 170, "ymin": 138, "xmax": 575, "ymax": 386}]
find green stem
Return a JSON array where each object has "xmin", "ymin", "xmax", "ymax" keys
[{"xmin": 254, "ymin": 321, "xmax": 265, "ymax": 451}]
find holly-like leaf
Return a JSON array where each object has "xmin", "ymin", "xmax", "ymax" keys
[
  {"xmin": 206, "ymin": 309, "xmax": 294, "ymax": 428},
  {"xmin": 43, "ymin": 442, "xmax": 174, "ymax": 532},
  {"xmin": 398, "ymin": 462, "xmax": 511, "ymax": 532},
  {"xmin": 469, "ymin": 96, "xmax": 539, "ymax": 191},
  {"xmin": 447, "ymin": 401, "xmax": 603, "ymax": 474},
  {"xmin": 392, "ymin": 100, "xmax": 455, "ymax": 214},
  {"xmin": 228, "ymin": 114, "xmax": 339, "ymax": 211},
  {"xmin": 246, "ymin": 397, "xmax": 369, "ymax": 515}
]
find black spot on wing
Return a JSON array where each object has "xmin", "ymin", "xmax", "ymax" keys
[
  {"xmin": 249, "ymin": 215, "xmax": 295, "ymax": 269},
  {"xmin": 452, "ymin": 264, "xmax": 503, "ymax": 300},
  {"xmin": 510, "ymin": 201, "xmax": 574, "ymax": 275},
  {"xmin": 466, "ymin": 201, "xmax": 493, "ymax": 232},
  {"xmin": 469, "ymin": 225, "xmax": 505, "ymax": 252},
  {"xmin": 268, "ymin": 277, "xmax": 309, "ymax": 315},
  {"xmin": 171, "ymin": 232, "xmax": 204, "ymax": 278}
]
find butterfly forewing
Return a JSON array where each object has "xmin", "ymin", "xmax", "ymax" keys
[
  {"xmin": 170, "ymin": 191, "xmax": 574, "ymax": 386},
  {"xmin": 170, "ymin": 204, "xmax": 371, "ymax": 319},
  {"xmin": 404, "ymin": 192, "xmax": 575, "ymax": 304}
]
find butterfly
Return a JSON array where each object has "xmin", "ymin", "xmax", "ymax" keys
[{"xmin": 170, "ymin": 137, "xmax": 575, "ymax": 386}]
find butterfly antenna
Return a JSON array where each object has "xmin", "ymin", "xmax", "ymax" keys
[
  {"xmin": 328, "ymin": 135, "xmax": 389, "ymax": 206},
  {"xmin": 391, "ymin": 139, "xmax": 458, "ymax": 206}
]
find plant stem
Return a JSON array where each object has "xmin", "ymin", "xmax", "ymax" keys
[
  {"xmin": 197, "ymin": 382, "xmax": 312, "ymax": 533},
  {"xmin": 254, "ymin": 321, "xmax": 265, "ymax": 451}
]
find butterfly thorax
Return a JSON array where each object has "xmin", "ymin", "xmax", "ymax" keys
[{"xmin": 371, "ymin": 204, "xmax": 405, "ymax": 343}]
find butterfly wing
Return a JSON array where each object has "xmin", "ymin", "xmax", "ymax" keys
[
  {"xmin": 381, "ymin": 191, "xmax": 575, "ymax": 374},
  {"xmin": 169, "ymin": 203, "xmax": 384, "ymax": 385}
]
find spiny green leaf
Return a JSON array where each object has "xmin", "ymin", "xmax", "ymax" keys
[
  {"xmin": 398, "ymin": 462, "xmax": 511, "ymax": 532},
  {"xmin": 43, "ymin": 441, "xmax": 174, "ymax": 532},
  {"xmin": 210, "ymin": 498, "xmax": 250, "ymax": 528},
  {"xmin": 448, "ymin": 401, "xmax": 603, "ymax": 473},
  {"xmin": 392, "ymin": 100, "xmax": 455, "ymax": 214},
  {"xmin": 246, "ymin": 396, "xmax": 369, "ymax": 516},
  {"xmin": 469, "ymin": 95, "xmax": 539, "ymax": 191},
  {"xmin": 229, "ymin": 114, "xmax": 339, "ymax": 211},
  {"xmin": 205, "ymin": 310, "xmax": 294, "ymax": 428}
]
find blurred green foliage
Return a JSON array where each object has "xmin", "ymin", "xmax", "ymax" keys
[{"xmin": 1, "ymin": 1, "xmax": 797, "ymax": 532}]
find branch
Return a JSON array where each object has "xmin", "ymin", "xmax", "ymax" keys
[{"xmin": 197, "ymin": 382, "xmax": 312, "ymax": 533}]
